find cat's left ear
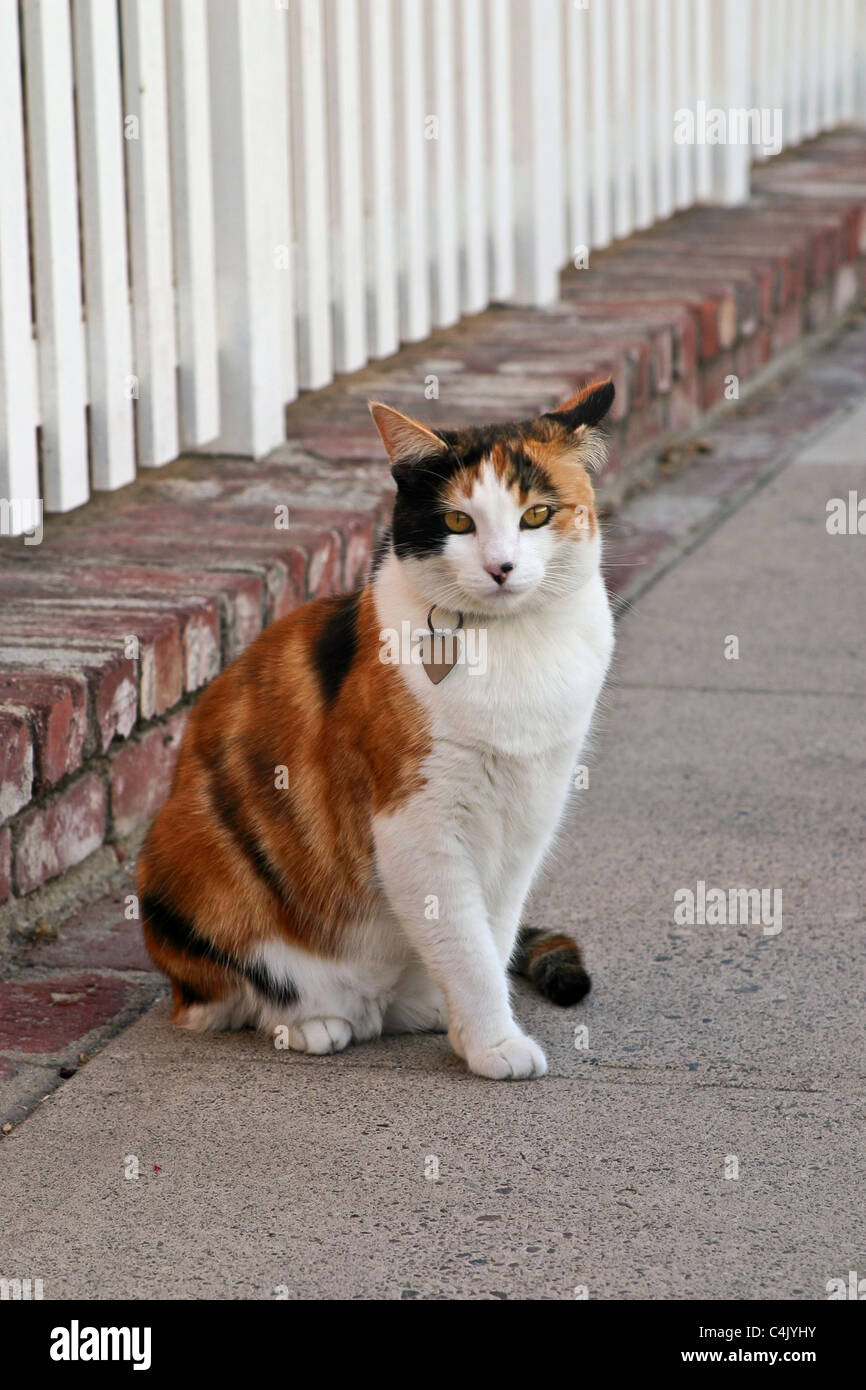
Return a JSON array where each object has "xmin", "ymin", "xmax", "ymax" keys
[{"xmin": 539, "ymin": 379, "xmax": 615, "ymax": 472}]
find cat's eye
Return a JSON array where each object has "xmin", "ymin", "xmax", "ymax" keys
[
  {"xmin": 520, "ymin": 504, "xmax": 552, "ymax": 529},
  {"xmin": 444, "ymin": 510, "xmax": 474, "ymax": 534}
]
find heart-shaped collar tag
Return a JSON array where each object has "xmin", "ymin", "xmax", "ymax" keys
[{"xmin": 422, "ymin": 606, "xmax": 464, "ymax": 684}]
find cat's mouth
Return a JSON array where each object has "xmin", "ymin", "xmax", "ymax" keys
[{"xmin": 458, "ymin": 581, "xmax": 537, "ymax": 616}]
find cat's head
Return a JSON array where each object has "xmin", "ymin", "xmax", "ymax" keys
[{"xmin": 370, "ymin": 380, "xmax": 614, "ymax": 617}]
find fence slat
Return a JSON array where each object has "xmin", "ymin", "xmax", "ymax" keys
[
  {"xmin": 654, "ymin": 0, "xmax": 674, "ymax": 219},
  {"xmin": 805, "ymin": 0, "xmax": 820, "ymax": 136},
  {"xmin": 395, "ymin": 0, "xmax": 430, "ymax": 340},
  {"xmin": 633, "ymin": 0, "xmax": 654, "ymax": 225},
  {"xmin": 459, "ymin": 0, "xmax": 487, "ymax": 313},
  {"xmin": 754, "ymin": 0, "xmax": 770, "ymax": 156},
  {"xmin": 823, "ymin": 0, "xmax": 839, "ymax": 129},
  {"xmin": 72, "ymin": 0, "xmax": 135, "ymax": 493},
  {"xmin": 512, "ymin": 0, "xmax": 563, "ymax": 305},
  {"xmin": 709, "ymin": 0, "xmax": 752, "ymax": 204},
  {"xmin": 694, "ymin": 0, "xmax": 712, "ymax": 196},
  {"xmin": 766, "ymin": 0, "xmax": 784, "ymax": 148},
  {"xmin": 0, "ymin": 0, "xmax": 40, "ymax": 521},
  {"xmin": 787, "ymin": 0, "xmax": 804, "ymax": 146},
  {"xmin": 589, "ymin": 0, "xmax": 612, "ymax": 248},
  {"xmin": 427, "ymin": 0, "xmax": 460, "ymax": 327},
  {"xmin": 272, "ymin": 3, "xmax": 297, "ymax": 408},
  {"xmin": 165, "ymin": 0, "xmax": 220, "ymax": 448},
  {"xmin": 613, "ymin": 0, "xmax": 634, "ymax": 237},
  {"xmin": 290, "ymin": 0, "xmax": 333, "ymax": 388},
  {"xmin": 120, "ymin": 0, "xmax": 179, "ymax": 468},
  {"xmin": 204, "ymin": 1, "xmax": 286, "ymax": 456},
  {"xmin": 839, "ymin": 0, "xmax": 856, "ymax": 120},
  {"xmin": 673, "ymin": 0, "xmax": 693, "ymax": 201},
  {"xmin": 360, "ymin": 0, "xmax": 399, "ymax": 356},
  {"xmin": 486, "ymin": 0, "xmax": 514, "ymax": 300},
  {"xmin": 326, "ymin": 0, "xmax": 367, "ymax": 373},
  {"xmin": 22, "ymin": 0, "xmax": 89, "ymax": 512}
]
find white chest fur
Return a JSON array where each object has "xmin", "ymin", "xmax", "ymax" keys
[{"xmin": 374, "ymin": 549, "xmax": 614, "ymax": 761}]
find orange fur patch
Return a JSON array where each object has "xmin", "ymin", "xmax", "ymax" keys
[
  {"xmin": 139, "ymin": 584, "xmax": 431, "ymax": 1007},
  {"xmin": 522, "ymin": 439, "xmax": 598, "ymax": 539}
]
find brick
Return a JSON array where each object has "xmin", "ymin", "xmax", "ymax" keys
[
  {"xmin": 770, "ymin": 303, "xmax": 804, "ymax": 356},
  {"xmin": 0, "ymin": 562, "xmax": 264, "ymax": 666},
  {"xmin": 0, "ymin": 974, "xmax": 132, "ymax": 1052},
  {"xmin": 623, "ymin": 339, "xmax": 651, "ymax": 410},
  {"xmin": 110, "ymin": 712, "xmax": 188, "ymax": 839},
  {"xmin": 8, "ymin": 597, "xmax": 221, "ymax": 702},
  {"xmin": 0, "ymin": 607, "xmax": 183, "ymax": 722},
  {"xmin": 20, "ymin": 891, "xmax": 155, "ymax": 973},
  {"xmin": 267, "ymin": 547, "xmax": 313, "ymax": 620},
  {"xmin": 733, "ymin": 327, "xmax": 772, "ymax": 383},
  {"xmin": 607, "ymin": 252, "xmax": 767, "ymax": 333},
  {"xmin": 286, "ymin": 420, "xmax": 383, "ymax": 461},
  {"xmin": 0, "ymin": 647, "xmax": 137, "ymax": 754},
  {"xmin": 832, "ymin": 263, "xmax": 859, "ymax": 316},
  {"xmin": 343, "ymin": 518, "xmax": 376, "ymax": 590},
  {"xmin": 699, "ymin": 350, "xmax": 738, "ymax": 410},
  {"xmin": 567, "ymin": 274, "xmax": 738, "ymax": 358},
  {"xmin": 179, "ymin": 603, "xmax": 220, "ymax": 692},
  {"xmin": 0, "ymin": 706, "xmax": 33, "ymax": 822},
  {"xmin": 222, "ymin": 574, "xmax": 265, "ymax": 655},
  {"xmin": 668, "ymin": 377, "xmax": 701, "ymax": 434},
  {"xmin": 15, "ymin": 773, "xmax": 107, "ymax": 895},
  {"xmin": 805, "ymin": 284, "xmax": 833, "ymax": 333},
  {"xmin": 121, "ymin": 616, "xmax": 183, "ymax": 720},
  {"xmin": 0, "ymin": 672, "xmax": 87, "ymax": 787},
  {"xmin": 0, "ymin": 827, "xmax": 11, "ymax": 903},
  {"xmin": 622, "ymin": 398, "xmax": 669, "ymax": 469},
  {"xmin": 292, "ymin": 528, "xmax": 342, "ymax": 601},
  {"xmin": 647, "ymin": 328, "xmax": 673, "ymax": 395}
]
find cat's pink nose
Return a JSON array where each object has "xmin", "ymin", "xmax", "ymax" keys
[{"xmin": 486, "ymin": 562, "xmax": 514, "ymax": 586}]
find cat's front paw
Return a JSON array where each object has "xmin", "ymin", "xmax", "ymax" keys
[{"xmin": 465, "ymin": 1032, "xmax": 548, "ymax": 1081}]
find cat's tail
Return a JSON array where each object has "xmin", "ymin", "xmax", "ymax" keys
[{"xmin": 509, "ymin": 927, "xmax": 591, "ymax": 1005}]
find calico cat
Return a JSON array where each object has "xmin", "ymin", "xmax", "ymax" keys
[{"xmin": 139, "ymin": 379, "xmax": 616, "ymax": 1080}]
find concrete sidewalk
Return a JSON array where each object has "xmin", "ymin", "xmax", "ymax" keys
[{"xmin": 1, "ymin": 395, "xmax": 864, "ymax": 1300}]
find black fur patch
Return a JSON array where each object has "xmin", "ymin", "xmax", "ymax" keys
[
  {"xmin": 142, "ymin": 892, "xmax": 227, "ymax": 964},
  {"xmin": 542, "ymin": 379, "xmax": 615, "ymax": 430},
  {"xmin": 242, "ymin": 959, "xmax": 298, "ymax": 1009},
  {"xmin": 314, "ymin": 590, "xmax": 361, "ymax": 702},
  {"xmin": 370, "ymin": 526, "xmax": 393, "ymax": 575},
  {"xmin": 207, "ymin": 752, "xmax": 287, "ymax": 905},
  {"xmin": 142, "ymin": 892, "xmax": 298, "ymax": 1008},
  {"xmin": 530, "ymin": 948, "xmax": 591, "ymax": 1006},
  {"xmin": 178, "ymin": 980, "xmax": 209, "ymax": 1006}
]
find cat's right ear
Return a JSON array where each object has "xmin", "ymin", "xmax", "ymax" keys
[{"xmin": 369, "ymin": 402, "xmax": 448, "ymax": 483}]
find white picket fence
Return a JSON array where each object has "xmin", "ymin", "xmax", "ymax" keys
[{"xmin": 1, "ymin": 0, "xmax": 864, "ymax": 533}]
